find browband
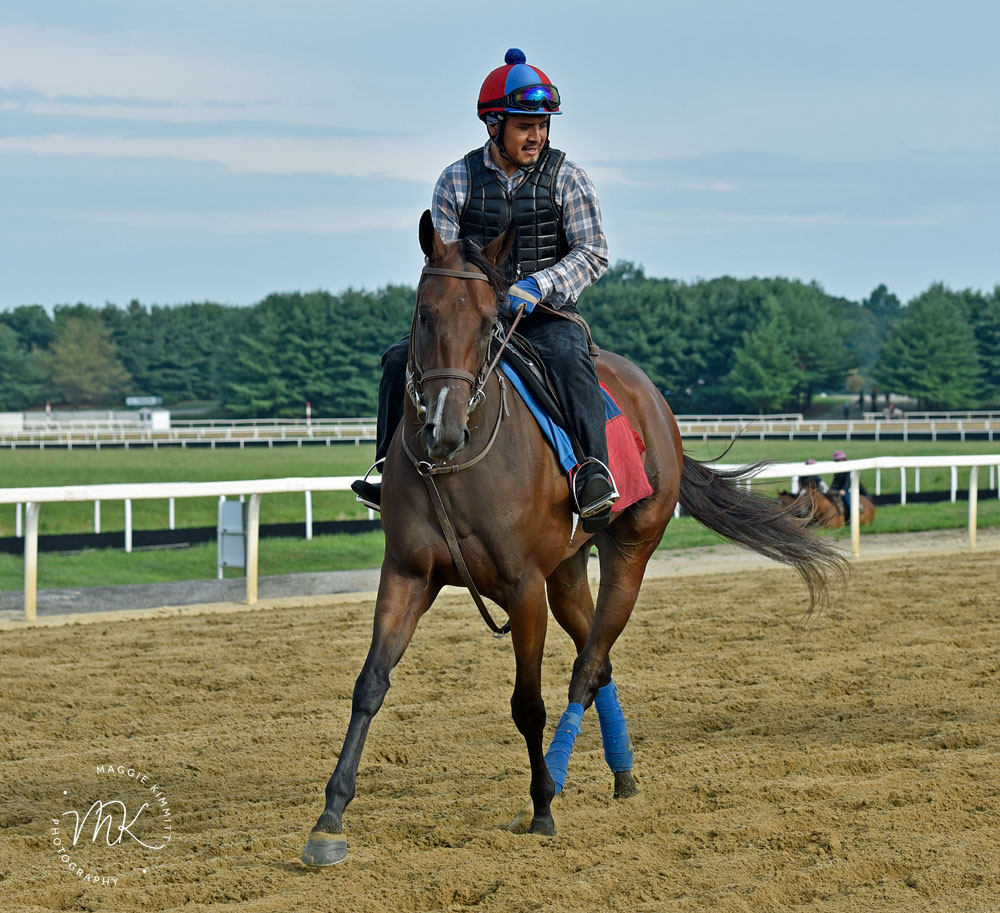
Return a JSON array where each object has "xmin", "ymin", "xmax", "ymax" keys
[{"xmin": 421, "ymin": 266, "xmax": 492, "ymax": 282}]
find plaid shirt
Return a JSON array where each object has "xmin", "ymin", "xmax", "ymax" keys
[{"xmin": 431, "ymin": 140, "xmax": 609, "ymax": 308}]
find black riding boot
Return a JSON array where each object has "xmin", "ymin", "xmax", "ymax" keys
[
  {"xmin": 351, "ymin": 337, "xmax": 409, "ymax": 511},
  {"xmin": 517, "ymin": 312, "xmax": 618, "ymax": 531}
]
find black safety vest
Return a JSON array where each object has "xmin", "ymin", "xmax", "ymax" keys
[{"xmin": 458, "ymin": 145, "xmax": 570, "ymax": 282}]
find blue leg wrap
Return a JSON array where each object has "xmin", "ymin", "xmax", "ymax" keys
[
  {"xmin": 594, "ymin": 680, "xmax": 634, "ymax": 773},
  {"xmin": 544, "ymin": 702, "xmax": 584, "ymax": 795}
]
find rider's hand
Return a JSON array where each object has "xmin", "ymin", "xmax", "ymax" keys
[{"xmin": 503, "ymin": 277, "xmax": 541, "ymax": 317}]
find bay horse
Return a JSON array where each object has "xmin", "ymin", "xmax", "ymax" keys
[
  {"xmin": 779, "ymin": 486, "xmax": 876, "ymax": 529},
  {"xmin": 302, "ymin": 211, "xmax": 846, "ymax": 866}
]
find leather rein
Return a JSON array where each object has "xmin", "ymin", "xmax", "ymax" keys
[{"xmin": 402, "ymin": 264, "xmax": 524, "ymax": 637}]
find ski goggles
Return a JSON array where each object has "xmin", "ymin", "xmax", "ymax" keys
[{"xmin": 480, "ymin": 84, "xmax": 561, "ymax": 113}]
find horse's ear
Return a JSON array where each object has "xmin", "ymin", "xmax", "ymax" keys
[
  {"xmin": 482, "ymin": 220, "xmax": 516, "ymax": 267},
  {"xmin": 419, "ymin": 210, "xmax": 446, "ymax": 261}
]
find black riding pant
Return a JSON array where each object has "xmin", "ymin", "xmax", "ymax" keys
[{"xmin": 375, "ymin": 311, "xmax": 609, "ymax": 473}]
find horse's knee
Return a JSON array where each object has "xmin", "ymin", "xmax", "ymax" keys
[
  {"xmin": 352, "ymin": 664, "xmax": 391, "ymax": 717},
  {"xmin": 510, "ymin": 689, "xmax": 545, "ymax": 738}
]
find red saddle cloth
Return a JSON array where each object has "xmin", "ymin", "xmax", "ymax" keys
[{"xmin": 601, "ymin": 384, "xmax": 654, "ymax": 513}]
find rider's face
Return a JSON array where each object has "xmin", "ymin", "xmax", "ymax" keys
[{"xmin": 493, "ymin": 116, "xmax": 549, "ymax": 169}]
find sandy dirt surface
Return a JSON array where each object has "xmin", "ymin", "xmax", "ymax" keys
[{"xmin": 1, "ymin": 545, "xmax": 999, "ymax": 912}]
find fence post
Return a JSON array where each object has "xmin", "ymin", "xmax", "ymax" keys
[
  {"xmin": 16, "ymin": 502, "xmax": 22, "ymax": 538},
  {"xmin": 94, "ymin": 500, "xmax": 101, "ymax": 534},
  {"xmin": 915, "ymin": 468, "xmax": 921, "ymax": 494},
  {"xmin": 169, "ymin": 497, "xmax": 175, "ymax": 530},
  {"xmin": 875, "ymin": 468, "xmax": 881, "ymax": 496},
  {"xmin": 850, "ymin": 471, "xmax": 861, "ymax": 558},
  {"xmin": 950, "ymin": 466, "xmax": 958, "ymax": 503},
  {"xmin": 246, "ymin": 494, "xmax": 262, "ymax": 604},
  {"xmin": 124, "ymin": 499, "xmax": 133, "ymax": 553},
  {"xmin": 305, "ymin": 491, "xmax": 313, "ymax": 541},
  {"xmin": 899, "ymin": 467, "xmax": 907, "ymax": 505},
  {"xmin": 24, "ymin": 502, "xmax": 40, "ymax": 621},
  {"xmin": 968, "ymin": 466, "xmax": 979, "ymax": 549}
]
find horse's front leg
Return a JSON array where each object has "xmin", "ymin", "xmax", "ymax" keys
[
  {"xmin": 507, "ymin": 578, "xmax": 557, "ymax": 835},
  {"xmin": 301, "ymin": 563, "xmax": 437, "ymax": 866}
]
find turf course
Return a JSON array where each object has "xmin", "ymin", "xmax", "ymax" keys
[{"xmin": 1, "ymin": 440, "xmax": 997, "ymax": 590}]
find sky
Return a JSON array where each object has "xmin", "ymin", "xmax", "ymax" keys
[{"xmin": 1, "ymin": 0, "xmax": 998, "ymax": 312}]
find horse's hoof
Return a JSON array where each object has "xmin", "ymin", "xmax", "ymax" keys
[
  {"xmin": 301, "ymin": 830, "xmax": 348, "ymax": 867},
  {"xmin": 613, "ymin": 770, "xmax": 639, "ymax": 799},
  {"xmin": 528, "ymin": 813, "xmax": 556, "ymax": 836}
]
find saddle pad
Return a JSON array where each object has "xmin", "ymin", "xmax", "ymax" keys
[{"xmin": 499, "ymin": 361, "xmax": 653, "ymax": 513}]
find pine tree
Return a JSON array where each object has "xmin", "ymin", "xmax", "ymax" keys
[{"xmin": 876, "ymin": 284, "xmax": 981, "ymax": 409}]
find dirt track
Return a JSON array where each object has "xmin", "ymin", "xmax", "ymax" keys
[{"xmin": 2, "ymin": 547, "xmax": 999, "ymax": 912}]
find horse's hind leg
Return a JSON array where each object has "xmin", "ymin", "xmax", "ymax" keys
[
  {"xmin": 302, "ymin": 565, "xmax": 436, "ymax": 866},
  {"xmin": 546, "ymin": 550, "xmax": 637, "ymax": 799},
  {"xmin": 544, "ymin": 524, "xmax": 664, "ymax": 799}
]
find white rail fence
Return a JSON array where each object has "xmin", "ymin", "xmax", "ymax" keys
[
  {"xmin": 3, "ymin": 413, "xmax": 1000, "ymax": 448},
  {"xmin": 2, "ymin": 454, "xmax": 998, "ymax": 622}
]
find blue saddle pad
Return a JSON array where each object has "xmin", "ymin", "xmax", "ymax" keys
[{"xmin": 499, "ymin": 360, "xmax": 620, "ymax": 475}]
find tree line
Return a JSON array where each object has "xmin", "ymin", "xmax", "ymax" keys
[{"xmin": 1, "ymin": 269, "xmax": 997, "ymax": 415}]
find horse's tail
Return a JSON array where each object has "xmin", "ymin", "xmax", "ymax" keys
[{"xmin": 678, "ymin": 456, "xmax": 848, "ymax": 614}]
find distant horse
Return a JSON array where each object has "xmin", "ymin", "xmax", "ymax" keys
[
  {"xmin": 302, "ymin": 211, "xmax": 846, "ymax": 866},
  {"xmin": 779, "ymin": 486, "xmax": 876, "ymax": 529}
]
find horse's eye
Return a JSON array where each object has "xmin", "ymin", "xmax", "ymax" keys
[{"xmin": 417, "ymin": 309, "xmax": 430, "ymax": 328}]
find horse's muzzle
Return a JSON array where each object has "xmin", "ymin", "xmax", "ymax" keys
[{"xmin": 423, "ymin": 421, "xmax": 470, "ymax": 461}]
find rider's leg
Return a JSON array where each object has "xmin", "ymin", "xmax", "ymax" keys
[
  {"xmin": 351, "ymin": 336, "xmax": 408, "ymax": 510},
  {"xmin": 517, "ymin": 313, "xmax": 618, "ymax": 526}
]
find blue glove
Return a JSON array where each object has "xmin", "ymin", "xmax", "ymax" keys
[{"xmin": 503, "ymin": 277, "xmax": 541, "ymax": 316}]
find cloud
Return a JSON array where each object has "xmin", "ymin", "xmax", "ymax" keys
[{"xmin": 0, "ymin": 110, "xmax": 396, "ymax": 141}]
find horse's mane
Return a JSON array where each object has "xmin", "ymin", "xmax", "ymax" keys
[{"xmin": 458, "ymin": 239, "xmax": 507, "ymax": 300}]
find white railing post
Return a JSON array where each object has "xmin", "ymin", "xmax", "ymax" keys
[
  {"xmin": 124, "ymin": 499, "xmax": 133, "ymax": 553},
  {"xmin": 246, "ymin": 493, "xmax": 262, "ymax": 604},
  {"xmin": 850, "ymin": 470, "xmax": 861, "ymax": 558},
  {"xmin": 915, "ymin": 468, "xmax": 920, "ymax": 494},
  {"xmin": 968, "ymin": 466, "xmax": 979, "ymax": 549},
  {"xmin": 950, "ymin": 466, "xmax": 958, "ymax": 503},
  {"xmin": 169, "ymin": 497, "xmax": 175, "ymax": 530},
  {"xmin": 24, "ymin": 502, "xmax": 40, "ymax": 621},
  {"xmin": 94, "ymin": 500, "xmax": 101, "ymax": 534},
  {"xmin": 305, "ymin": 490, "xmax": 313, "ymax": 540},
  {"xmin": 899, "ymin": 467, "xmax": 907, "ymax": 505},
  {"xmin": 875, "ymin": 468, "xmax": 881, "ymax": 496},
  {"xmin": 16, "ymin": 502, "xmax": 22, "ymax": 538}
]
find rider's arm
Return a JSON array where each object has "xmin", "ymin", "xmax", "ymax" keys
[
  {"xmin": 431, "ymin": 159, "xmax": 467, "ymax": 243},
  {"xmin": 531, "ymin": 160, "xmax": 609, "ymax": 308}
]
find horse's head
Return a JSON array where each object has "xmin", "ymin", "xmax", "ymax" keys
[{"xmin": 408, "ymin": 209, "xmax": 514, "ymax": 461}]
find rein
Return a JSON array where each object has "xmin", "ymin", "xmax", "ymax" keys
[{"xmin": 402, "ymin": 262, "xmax": 525, "ymax": 638}]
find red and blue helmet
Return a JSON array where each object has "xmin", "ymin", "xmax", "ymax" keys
[{"xmin": 477, "ymin": 48, "xmax": 562, "ymax": 122}]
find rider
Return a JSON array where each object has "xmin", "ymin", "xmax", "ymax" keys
[
  {"xmin": 797, "ymin": 458, "xmax": 829, "ymax": 493},
  {"xmin": 830, "ymin": 450, "xmax": 869, "ymax": 517},
  {"xmin": 353, "ymin": 48, "xmax": 618, "ymax": 528}
]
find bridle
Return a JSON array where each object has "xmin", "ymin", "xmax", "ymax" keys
[
  {"xmin": 401, "ymin": 262, "xmax": 525, "ymax": 638},
  {"xmin": 405, "ymin": 265, "xmax": 523, "ymax": 421}
]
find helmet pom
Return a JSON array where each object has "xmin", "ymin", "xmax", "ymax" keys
[{"xmin": 504, "ymin": 48, "xmax": 527, "ymax": 65}]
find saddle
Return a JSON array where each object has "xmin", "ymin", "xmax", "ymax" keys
[
  {"xmin": 493, "ymin": 326, "xmax": 653, "ymax": 516},
  {"xmin": 494, "ymin": 330, "xmax": 584, "ymax": 461}
]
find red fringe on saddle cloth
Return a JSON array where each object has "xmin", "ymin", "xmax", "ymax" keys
[{"xmin": 601, "ymin": 383, "xmax": 654, "ymax": 513}]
